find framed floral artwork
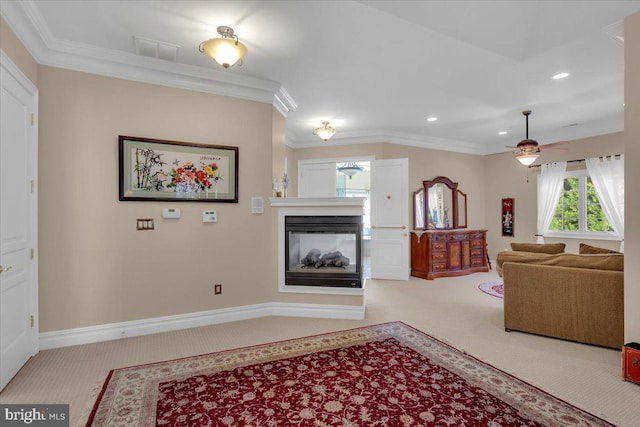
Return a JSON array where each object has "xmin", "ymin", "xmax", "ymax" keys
[{"xmin": 118, "ymin": 136, "xmax": 239, "ymax": 203}]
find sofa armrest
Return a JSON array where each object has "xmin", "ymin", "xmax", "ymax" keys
[{"xmin": 503, "ymin": 262, "xmax": 624, "ymax": 349}]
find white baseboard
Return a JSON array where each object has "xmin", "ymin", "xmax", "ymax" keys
[{"xmin": 39, "ymin": 302, "xmax": 365, "ymax": 350}]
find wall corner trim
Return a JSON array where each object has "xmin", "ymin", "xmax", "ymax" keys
[{"xmin": 38, "ymin": 302, "xmax": 366, "ymax": 350}]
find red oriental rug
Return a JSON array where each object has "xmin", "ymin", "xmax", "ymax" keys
[{"xmin": 86, "ymin": 322, "xmax": 612, "ymax": 426}]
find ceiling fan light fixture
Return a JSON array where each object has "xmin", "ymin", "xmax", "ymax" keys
[
  {"xmin": 199, "ymin": 26, "xmax": 247, "ymax": 69},
  {"xmin": 515, "ymin": 153, "xmax": 539, "ymax": 166},
  {"xmin": 512, "ymin": 111, "xmax": 542, "ymax": 165},
  {"xmin": 313, "ymin": 121, "xmax": 336, "ymax": 141}
]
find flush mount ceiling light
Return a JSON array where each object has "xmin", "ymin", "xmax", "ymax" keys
[
  {"xmin": 498, "ymin": 131, "xmax": 508, "ymax": 135},
  {"xmin": 552, "ymin": 72, "xmax": 570, "ymax": 80},
  {"xmin": 427, "ymin": 116, "xmax": 438, "ymax": 122},
  {"xmin": 199, "ymin": 26, "xmax": 247, "ymax": 69},
  {"xmin": 337, "ymin": 162, "xmax": 364, "ymax": 180},
  {"xmin": 313, "ymin": 121, "xmax": 336, "ymax": 141}
]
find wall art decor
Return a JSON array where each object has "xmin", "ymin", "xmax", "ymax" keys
[
  {"xmin": 501, "ymin": 198, "xmax": 514, "ymax": 237},
  {"xmin": 119, "ymin": 136, "xmax": 238, "ymax": 203}
]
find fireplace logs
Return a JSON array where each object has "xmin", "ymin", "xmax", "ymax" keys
[{"xmin": 301, "ymin": 249, "xmax": 350, "ymax": 269}]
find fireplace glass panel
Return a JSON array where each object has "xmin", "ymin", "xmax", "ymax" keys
[{"xmin": 285, "ymin": 216, "xmax": 362, "ymax": 288}]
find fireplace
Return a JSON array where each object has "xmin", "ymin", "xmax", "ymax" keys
[{"xmin": 285, "ymin": 216, "xmax": 363, "ymax": 288}]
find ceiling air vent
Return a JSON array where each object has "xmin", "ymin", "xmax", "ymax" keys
[
  {"xmin": 133, "ymin": 36, "xmax": 180, "ymax": 61},
  {"xmin": 602, "ymin": 21, "xmax": 624, "ymax": 46}
]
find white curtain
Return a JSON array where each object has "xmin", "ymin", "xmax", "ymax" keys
[
  {"xmin": 586, "ymin": 155, "xmax": 625, "ymax": 252},
  {"xmin": 536, "ymin": 161, "xmax": 567, "ymax": 243}
]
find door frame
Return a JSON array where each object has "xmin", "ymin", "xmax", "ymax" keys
[{"xmin": 0, "ymin": 49, "xmax": 39, "ymax": 357}]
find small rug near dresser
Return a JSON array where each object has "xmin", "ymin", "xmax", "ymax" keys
[
  {"xmin": 478, "ymin": 281, "xmax": 504, "ymax": 299},
  {"xmin": 86, "ymin": 321, "xmax": 612, "ymax": 426}
]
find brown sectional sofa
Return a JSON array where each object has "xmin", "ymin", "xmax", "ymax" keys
[{"xmin": 497, "ymin": 249, "xmax": 624, "ymax": 349}]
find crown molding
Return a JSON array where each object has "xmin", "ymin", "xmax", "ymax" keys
[
  {"xmin": 1, "ymin": 0, "xmax": 298, "ymax": 110},
  {"xmin": 273, "ymin": 86, "xmax": 298, "ymax": 118},
  {"xmin": 286, "ymin": 128, "xmax": 486, "ymax": 155}
]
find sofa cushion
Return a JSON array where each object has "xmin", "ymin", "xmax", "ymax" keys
[
  {"xmin": 579, "ymin": 243, "xmax": 621, "ymax": 255},
  {"xmin": 510, "ymin": 243, "xmax": 566, "ymax": 254},
  {"xmin": 496, "ymin": 251, "xmax": 624, "ymax": 276}
]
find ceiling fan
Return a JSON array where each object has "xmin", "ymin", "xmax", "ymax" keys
[{"xmin": 509, "ymin": 110, "xmax": 568, "ymax": 165}]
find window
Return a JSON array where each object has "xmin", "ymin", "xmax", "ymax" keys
[{"xmin": 547, "ymin": 170, "xmax": 615, "ymax": 237}]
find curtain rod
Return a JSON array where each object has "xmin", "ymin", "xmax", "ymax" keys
[{"xmin": 527, "ymin": 154, "xmax": 622, "ymax": 169}]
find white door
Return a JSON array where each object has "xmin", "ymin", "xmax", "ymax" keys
[
  {"xmin": 1, "ymin": 52, "xmax": 39, "ymax": 391},
  {"xmin": 298, "ymin": 161, "xmax": 336, "ymax": 198},
  {"xmin": 370, "ymin": 159, "xmax": 409, "ymax": 280}
]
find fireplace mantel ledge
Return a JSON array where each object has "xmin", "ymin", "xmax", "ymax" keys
[{"xmin": 270, "ymin": 197, "xmax": 366, "ymax": 207}]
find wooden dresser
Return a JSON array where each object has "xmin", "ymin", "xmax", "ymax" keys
[{"xmin": 410, "ymin": 229, "xmax": 489, "ymax": 279}]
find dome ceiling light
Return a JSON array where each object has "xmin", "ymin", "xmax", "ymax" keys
[
  {"xmin": 337, "ymin": 162, "xmax": 364, "ymax": 180},
  {"xmin": 313, "ymin": 121, "xmax": 337, "ymax": 141},
  {"xmin": 199, "ymin": 26, "xmax": 247, "ymax": 69}
]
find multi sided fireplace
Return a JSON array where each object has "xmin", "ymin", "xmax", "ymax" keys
[{"xmin": 285, "ymin": 216, "xmax": 363, "ymax": 288}]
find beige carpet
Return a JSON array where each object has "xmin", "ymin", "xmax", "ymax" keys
[{"xmin": 1, "ymin": 270, "xmax": 638, "ymax": 426}]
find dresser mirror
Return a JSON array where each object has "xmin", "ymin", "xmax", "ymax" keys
[{"xmin": 413, "ymin": 176, "xmax": 467, "ymax": 230}]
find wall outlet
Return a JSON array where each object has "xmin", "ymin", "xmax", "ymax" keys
[{"xmin": 214, "ymin": 283, "xmax": 222, "ymax": 295}]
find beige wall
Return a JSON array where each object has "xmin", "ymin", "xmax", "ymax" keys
[
  {"xmin": 37, "ymin": 67, "xmax": 278, "ymax": 331},
  {"xmin": 484, "ymin": 133, "xmax": 625, "ymax": 257},
  {"xmin": 625, "ymin": 11, "xmax": 640, "ymax": 343},
  {"xmin": 37, "ymin": 66, "xmax": 363, "ymax": 332},
  {"xmin": 0, "ymin": 17, "xmax": 38, "ymax": 85}
]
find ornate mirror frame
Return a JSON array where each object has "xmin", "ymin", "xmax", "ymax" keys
[{"xmin": 413, "ymin": 176, "xmax": 467, "ymax": 230}]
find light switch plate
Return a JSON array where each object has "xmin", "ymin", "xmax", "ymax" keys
[
  {"xmin": 203, "ymin": 210, "xmax": 217, "ymax": 223},
  {"xmin": 251, "ymin": 197, "xmax": 264, "ymax": 214}
]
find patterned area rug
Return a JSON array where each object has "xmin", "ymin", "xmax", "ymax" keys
[
  {"xmin": 86, "ymin": 322, "xmax": 612, "ymax": 426},
  {"xmin": 478, "ymin": 281, "xmax": 504, "ymax": 299}
]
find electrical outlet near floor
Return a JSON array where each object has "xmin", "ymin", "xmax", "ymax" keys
[{"xmin": 214, "ymin": 283, "xmax": 222, "ymax": 295}]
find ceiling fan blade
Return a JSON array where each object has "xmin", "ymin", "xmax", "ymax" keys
[
  {"xmin": 540, "ymin": 141, "xmax": 569, "ymax": 151},
  {"xmin": 541, "ymin": 140, "xmax": 569, "ymax": 148},
  {"xmin": 540, "ymin": 147, "xmax": 569, "ymax": 151}
]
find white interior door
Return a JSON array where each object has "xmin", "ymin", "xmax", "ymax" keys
[
  {"xmin": 298, "ymin": 161, "xmax": 337, "ymax": 197},
  {"xmin": 370, "ymin": 158, "xmax": 409, "ymax": 280},
  {"xmin": 1, "ymin": 52, "xmax": 39, "ymax": 391}
]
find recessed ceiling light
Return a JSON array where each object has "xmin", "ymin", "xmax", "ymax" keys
[
  {"xmin": 552, "ymin": 72, "xmax": 570, "ymax": 80},
  {"xmin": 498, "ymin": 131, "xmax": 508, "ymax": 135},
  {"xmin": 427, "ymin": 116, "xmax": 438, "ymax": 122}
]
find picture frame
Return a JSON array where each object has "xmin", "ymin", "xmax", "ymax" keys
[
  {"xmin": 501, "ymin": 198, "xmax": 514, "ymax": 237},
  {"xmin": 119, "ymin": 136, "xmax": 239, "ymax": 203}
]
